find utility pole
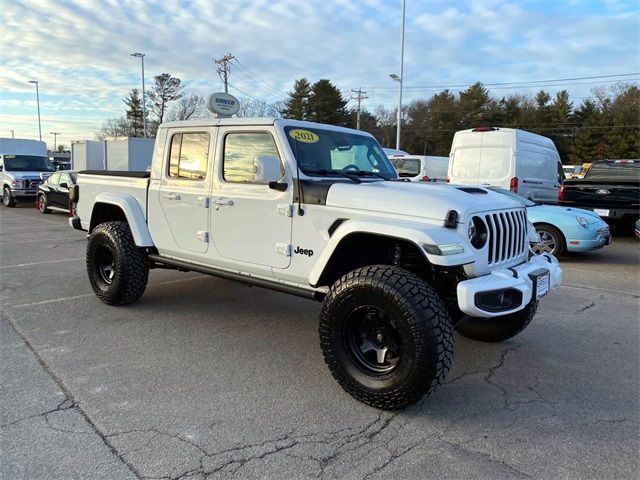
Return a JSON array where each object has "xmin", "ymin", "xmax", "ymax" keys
[
  {"xmin": 214, "ymin": 53, "xmax": 235, "ymax": 93},
  {"xmin": 350, "ymin": 87, "xmax": 368, "ymax": 130},
  {"xmin": 50, "ymin": 131, "xmax": 61, "ymax": 152},
  {"xmin": 10, "ymin": 130, "xmax": 14, "ymax": 138}
]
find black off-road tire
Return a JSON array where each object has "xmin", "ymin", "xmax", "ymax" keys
[
  {"xmin": 319, "ymin": 265, "xmax": 454, "ymax": 410},
  {"xmin": 86, "ymin": 221, "xmax": 149, "ymax": 305},
  {"xmin": 3, "ymin": 187, "xmax": 16, "ymax": 207},
  {"xmin": 533, "ymin": 224, "xmax": 565, "ymax": 257},
  {"xmin": 455, "ymin": 300, "xmax": 538, "ymax": 343},
  {"xmin": 38, "ymin": 194, "xmax": 51, "ymax": 214}
]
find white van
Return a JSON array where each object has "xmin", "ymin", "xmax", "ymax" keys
[
  {"xmin": 448, "ymin": 127, "xmax": 563, "ymax": 203},
  {"xmin": 389, "ymin": 155, "xmax": 449, "ymax": 182}
]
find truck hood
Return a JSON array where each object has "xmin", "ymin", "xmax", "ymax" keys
[
  {"xmin": 325, "ymin": 181, "xmax": 522, "ymax": 222},
  {"xmin": 3, "ymin": 171, "xmax": 52, "ymax": 180}
]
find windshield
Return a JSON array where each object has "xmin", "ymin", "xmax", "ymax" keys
[
  {"xmin": 490, "ymin": 187, "xmax": 536, "ymax": 207},
  {"xmin": 3, "ymin": 155, "xmax": 55, "ymax": 172},
  {"xmin": 586, "ymin": 160, "xmax": 639, "ymax": 181},
  {"xmin": 390, "ymin": 157, "xmax": 420, "ymax": 177},
  {"xmin": 284, "ymin": 126, "xmax": 396, "ymax": 179}
]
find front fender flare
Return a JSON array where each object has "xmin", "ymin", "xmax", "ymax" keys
[
  {"xmin": 309, "ymin": 218, "xmax": 476, "ymax": 287},
  {"xmin": 91, "ymin": 192, "xmax": 153, "ymax": 247}
]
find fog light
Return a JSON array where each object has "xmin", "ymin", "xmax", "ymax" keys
[{"xmin": 475, "ymin": 289, "xmax": 523, "ymax": 313}]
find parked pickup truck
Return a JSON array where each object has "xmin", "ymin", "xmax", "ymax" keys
[
  {"xmin": 559, "ymin": 159, "xmax": 640, "ymax": 226},
  {"xmin": 70, "ymin": 118, "xmax": 561, "ymax": 409}
]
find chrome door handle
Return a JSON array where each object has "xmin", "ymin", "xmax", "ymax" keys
[
  {"xmin": 163, "ymin": 193, "xmax": 181, "ymax": 200},
  {"xmin": 212, "ymin": 198, "xmax": 233, "ymax": 206}
]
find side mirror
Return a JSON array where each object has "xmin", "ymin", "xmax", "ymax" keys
[
  {"xmin": 59, "ymin": 182, "xmax": 68, "ymax": 189},
  {"xmin": 253, "ymin": 155, "xmax": 282, "ymax": 183}
]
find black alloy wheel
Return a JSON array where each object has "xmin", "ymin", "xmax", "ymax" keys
[
  {"xmin": 345, "ymin": 305, "xmax": 403, "ymax": 375},
  {"xmin": 95, "ymin": 245, "xmax": 116, "ymax": 285}
]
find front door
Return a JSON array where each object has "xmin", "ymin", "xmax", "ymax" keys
[
  {"xmin": 158, "ymin": 130, "xmax": 212, "ymax": 254},
  {"xmin": 210, "ymin": 128, "xmax": 292, "ymax": 269}
]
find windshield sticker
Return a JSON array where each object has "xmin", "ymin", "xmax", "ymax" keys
[
  {"xmin": 289, "ymin": 129, "xmax": 319, "ymax": 143},
  {"xmin": 5, "ymin": 155, "xmax": 15, "ymax": 158}
]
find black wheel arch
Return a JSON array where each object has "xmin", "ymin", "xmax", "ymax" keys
[{"xmin": 314, "ymin": 232, "xmax": 433, "ymax": 288}]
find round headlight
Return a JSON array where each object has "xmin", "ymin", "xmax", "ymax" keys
[{"xmin": 468, "ymin": 216, "xmax": 488, "ymax": 249}]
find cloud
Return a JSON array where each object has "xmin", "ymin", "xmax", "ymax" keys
[{"xmin": 1, "ymin": 0, "xmax": 638, "ymax": 146}]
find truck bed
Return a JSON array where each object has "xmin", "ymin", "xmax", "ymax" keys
[{"xmin": 75, "ymin": 171, "xmax": 150, "ymax": 231}]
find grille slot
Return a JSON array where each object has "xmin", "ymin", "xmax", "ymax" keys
[{"xmin": 484, "ymin": 210, "xmax": 527, "ymax": 265}]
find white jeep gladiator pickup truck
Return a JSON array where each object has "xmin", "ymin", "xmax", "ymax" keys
[{"xmin": 70, "ymin": 117, "xmax": 561, "ymax": 409}]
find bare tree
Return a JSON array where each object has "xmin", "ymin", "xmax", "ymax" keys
[
  {"xmin": 96, "ymin": 117, "xmax": 130, "ymax": 140},
  {"xmin": 236, "ymin": 98, "xmax": 283, "ymax": 118},
  {"xmin": 167, "ymin": 94, "xmax": 206, "ymax": 121}
]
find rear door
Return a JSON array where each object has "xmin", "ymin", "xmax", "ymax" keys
[
  {"xmin": 55, "ymin": 172, "xmax": 72, "ymax": 209},
  {"xmin": 157, "ymin": 130, "xmax": 213, "ymax": 254},
  {"xmin": 45, "ymin": 172, "xmax": 61, "ymax": 207}
]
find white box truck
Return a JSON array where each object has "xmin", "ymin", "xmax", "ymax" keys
[
  {"xmin": 448, "ymin": 127, "xmax": 564, "ymax": 203},
  {"xmin": 71, "ymin": 140, "xmax": 104, "ymax": 171},
  {"xmin": 104, "ymin": 138, "xmax": 154, "ymax": 171}
]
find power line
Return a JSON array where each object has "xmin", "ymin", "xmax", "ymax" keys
[
  {"xmin": 232, "ymin": 59, "xmax": 288, "ymax": 99},
  {"xmin": 363, "ymin": 73, "xmax": 640, "ymax": 91}
]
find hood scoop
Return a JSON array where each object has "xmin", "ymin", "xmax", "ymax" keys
[{"xmin": 456, "ymin": 187, "xmax": 488, "ymax": 194}]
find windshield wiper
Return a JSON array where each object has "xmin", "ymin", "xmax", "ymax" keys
[
  {"xmin": 305, "ymin": 169, "xmax": 362, "ymax": 184},
  {"xmin": 349, "ymin": 169, "xmax": 391, "ymax": 181}
]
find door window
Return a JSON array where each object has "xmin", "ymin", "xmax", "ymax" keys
[
  {"xmin": 223, "ymin": 132, "xmax": 282, "ymax": 183},
  {"xmin": 168, "ymin": 132, "xmax": 210, "ymax": 180},
  {"xmin": 60, "ymin": 173, "xmax": 71, "ymax": 186},
  {"xmin": 48, "ymin": 172, "xmax": 61, "ymax": 185}
]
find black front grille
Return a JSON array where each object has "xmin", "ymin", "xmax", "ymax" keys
[{"xmin": 24, "ymin": 179, "xmax": 41, "ymax": 189}]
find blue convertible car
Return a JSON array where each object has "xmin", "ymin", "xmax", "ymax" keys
[{"xmin": 491, "ymin": 188, "xmax": 611, "ymax": 256}]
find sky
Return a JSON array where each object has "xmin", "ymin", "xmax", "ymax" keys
[{"xmin": 1, "ymin": 0, "xmax": 638, "ymax": 149}]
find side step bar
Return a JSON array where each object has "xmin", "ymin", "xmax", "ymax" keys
[{"xmin": 148, "ymin": 254, "xmax": 322, "ymax": 301}]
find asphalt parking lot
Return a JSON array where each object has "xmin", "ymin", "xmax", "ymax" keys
[{"xmin": 1, "ymin": 204, "xmax": 638, "ymax": 480}]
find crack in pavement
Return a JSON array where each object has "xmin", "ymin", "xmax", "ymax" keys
[
  {"xmin": 575, "ymin": 301, "xmax": 596, "ymax": 313},
  {"xmin": 0, "ymin": 398, "xmax": 75, "ymax": 429},
  {"xmin": 2, "ymin": 313, "xmax": 143, "ymax": 479}
]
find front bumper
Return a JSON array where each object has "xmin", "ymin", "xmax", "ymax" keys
[
  {"xmin": 457, "ymin": 253, "xmax": 561, "ymax": 318},
  {"xmin": 11, "ymin": 189, "xmax": 38, "ymax": 197}
]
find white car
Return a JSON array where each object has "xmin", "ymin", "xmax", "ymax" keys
[{"xmin": 70, "ymin": 117, "xmax": 561, "ymax": 410}]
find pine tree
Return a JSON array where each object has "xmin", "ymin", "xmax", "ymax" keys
[
  {"xmin": 307, "ymin": 79, "xmax": 349, "ymax": 126},
  {"xmin": 148, "ymin": 73, "xmax": 184, "ymax": 134},
  {"xmin": 281, "ymin": 78, "xmax": 312, "ymax": 120},
  {"xmin": 123, "ymin": 88, "xmax": 144, "ymax": 137}
]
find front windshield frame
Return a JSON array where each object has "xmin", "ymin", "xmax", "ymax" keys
[
  {"xmin": 490, "ymin": 187, "xmax": 536, "ymax": 207},
  {"xmin": 283, "ymin": 126, "xmax": 396, "ymax": 180},
  {"xmin": 3, "ymin": 155, "xmax": 55, "ymax": 172}
]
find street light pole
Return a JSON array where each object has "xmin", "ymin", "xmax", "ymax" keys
[
  {"xmin": 50, "ymin": 131, "xmax": 61, "ymax": 152},
  {"xmin": 130, "ymin": 53, "xmax": 147, "ymax": 138},
  {"xmin": 28, "ymin": 80, "xmax": 42, "ymax": 142},
  {"xmin": 396, "ymin": 0, "xmax": 406, "ymax": 150}
]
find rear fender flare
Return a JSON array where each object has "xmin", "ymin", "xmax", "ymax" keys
[{"xmin": 91, "ymin": 192, "xmax": 153, "ymax": 247}]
